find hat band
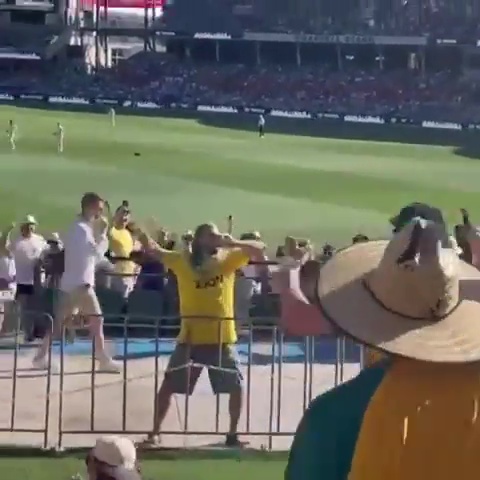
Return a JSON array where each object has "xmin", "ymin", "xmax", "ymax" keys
[{"xmin": 362, "ymin": 278, "xmax": 461, "ymax": 322}]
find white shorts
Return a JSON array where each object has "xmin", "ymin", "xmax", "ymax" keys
[{"xmin": 56, "ymin": 285, "xmax": 102, "ymax": 322}]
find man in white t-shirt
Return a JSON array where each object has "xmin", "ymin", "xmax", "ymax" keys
[
  {"xmin": 9, "ymin": 215, "xmax": 48, "ymax": 341},
  {"xmin": 32, "ymin": 192, "xmax": 121, "ymax": 373}
]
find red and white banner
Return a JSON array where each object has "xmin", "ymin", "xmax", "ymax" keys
[{"xmin": 80, "ymin": 0, "xmax": 164, "ymax": 9}]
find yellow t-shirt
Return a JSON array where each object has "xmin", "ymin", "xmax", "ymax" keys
[
  {"xmin": 349, "ymin": 359, "xmax": 480, "ymax": 480},
  {"xmin": 162, "ymin": 249, "xmax": 249, "ymax": 345},
  {"xmin": 109, "ymin": 227, "xmax": 135, "ymax": 275}
]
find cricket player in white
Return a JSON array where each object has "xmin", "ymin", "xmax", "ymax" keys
[
  {"xmin": 258, "ymin": 114, "xmax": 265, "ymax": 138},
  {"xmin": 32, "ymin": 192, "xmax": 121, "ymax": 373},
  {"xmin": 55, "ymin": 122, "xmax": 64, "ymax": 153},
  {"xmin": 7, "ymin": 120, "xmax": 17, "ymax": 151},
  {"xmin": 109, "ymin": 108, "xmax": 116, "ymax": 127}
]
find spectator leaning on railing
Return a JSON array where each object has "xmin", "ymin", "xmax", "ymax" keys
[{"xmin": 134, "ymin": 221, "xmax": 265, "ymax": 447}]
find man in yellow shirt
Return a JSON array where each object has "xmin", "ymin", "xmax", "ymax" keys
[
  {"xmin": 108, "ymin": 203, "xmax": 136, "ymax": 297},
  {"xmin": 136, "ymin": 222, "xmax": 264, "ymax": 447}
]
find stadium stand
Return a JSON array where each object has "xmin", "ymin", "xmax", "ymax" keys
[
  {"xmin": 0, "ymin": 24, "xmax": 64, "ymax": 59},
  {"xmin": 1, "ymin": 0, "xmax": 480, "ymax": 123}
]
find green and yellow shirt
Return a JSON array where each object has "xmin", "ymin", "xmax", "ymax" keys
[{"xmin": 286, "ymin": 359, "xmax": 480, "ymax": 480}]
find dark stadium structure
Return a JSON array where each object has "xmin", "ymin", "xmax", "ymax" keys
[
  {"xmin": 1, "ymin": 0, "xmax": 480, "ymax": 127},
  {"xmin": 1, "ymin": 0, "xmax": 480, "ymax": 67}
]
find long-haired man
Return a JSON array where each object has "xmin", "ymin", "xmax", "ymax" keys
[{"xmin": 136, "ymin": 222, "xmax": 265, "ymax": 447}]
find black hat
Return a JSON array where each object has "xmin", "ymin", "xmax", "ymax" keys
[{"xmin": 390, "ymin": 202, "xmax": 448, "ymax": 243}]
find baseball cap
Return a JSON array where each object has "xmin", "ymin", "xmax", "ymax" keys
[
  {"xmin": 91, "ymin": 436, "xmax": 137, "ymax": 470},
  {"xmin": 390, "ymin": 203, "xmax": 447, "ymax": 236}
]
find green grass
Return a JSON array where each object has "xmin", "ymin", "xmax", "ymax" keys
[
  {"xmin": 1, "ymin": 105, "xmax": 480, "ymax": 248},
  {"xmin": 0, "ymin": 449, "xmax": 287, "ymax": 480},
  {"xmin": 1, "ymin": 456, "xmax": 285, "ymax": 480}
]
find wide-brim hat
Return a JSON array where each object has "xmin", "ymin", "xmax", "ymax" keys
[
  {"xmin": 317, "ymin": 218, "xmax": 480, "ymax": 363},
  {"xmin": 21, "ymin": 214, "xmax": 37, "ymax": 226}
]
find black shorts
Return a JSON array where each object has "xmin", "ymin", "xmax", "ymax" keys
[{"xmin": 16, "ymin": 284, "xmax": 35, "ymax": 298}]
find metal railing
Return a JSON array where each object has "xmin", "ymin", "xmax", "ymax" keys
[{"xmin": 0, "ymin": 310, "xmax": 364, "ymax": 450}]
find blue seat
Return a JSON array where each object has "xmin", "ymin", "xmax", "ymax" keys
[
  {"xmin": 95, "ymin": 287, "xmax": 125, "ymax": 326},
  {"xmin": 126, "ymin": 289, "xmax": 165, "ymax": 332}
]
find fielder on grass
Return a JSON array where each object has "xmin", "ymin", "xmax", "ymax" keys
[
  {"xmin": 7, "ymin": 119, "xmax": 17, "ymax": 151},
  {"xmin": 109, "ymin": 108, "xmax": 116, "ymax": 127},
  {"xmin": 54, "ymin": 122, "xmax": 64, "ymax": 153},
  {"xmin": 258, "ymin": 114, "xmax": 265, "ymax": 138}
]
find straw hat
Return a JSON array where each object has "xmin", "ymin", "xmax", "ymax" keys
[{"xmin": 317, "ymin": 218, "xmax": 480, "ymax": 363}]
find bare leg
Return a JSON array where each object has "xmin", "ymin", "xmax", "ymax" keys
[
  {"xmin": 228, "ymin": 385, "xmax": 243, "ymax": 435},
  {"xmin": 150, "ymin": 380, "xmax": 175, "ymax": 440}
]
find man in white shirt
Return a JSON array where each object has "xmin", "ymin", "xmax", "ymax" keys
[
  {"xmin": 55, "ymin": 122, "xmax": 64, "ymax": 153},
  {"xmin": 32, "ymin": 192, "xmax": 121, "ymax": 373},
  {"xmin": 9, "ymin": 215, "xmax": 48, "ymax": 341},
  {"xmin": 109, "ymin": 108, "xmax": 116, "ymax": 127}
]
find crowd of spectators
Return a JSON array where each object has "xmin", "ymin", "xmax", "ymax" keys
[
  {"xmin": 1, "ymin": 0, "xmax": 480, "ymax": 125},
  {"xmin": 1, "ymin": 51, "xmax": 479, "ymax": 123},
  {"xmin": 0, "ymin": 207, "xmax": 287, "ymax": 342}
]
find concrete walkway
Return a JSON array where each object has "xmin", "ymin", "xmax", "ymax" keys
[{"xmin": 0, "ymin": 350, "xmax": 360, "ymax": 450}]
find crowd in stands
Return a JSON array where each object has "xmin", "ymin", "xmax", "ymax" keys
[
  {"xmin": 1, "ymin": 51, "xmax": 479, "ymax": 123},
  {"xmin": 1, "ymin": 0, "xmax": 479, "ymax": 124}
]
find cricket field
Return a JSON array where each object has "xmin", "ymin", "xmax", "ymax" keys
[{"xmin": 0, "ymin": 105, "xmax": 479, "ymax": 480}]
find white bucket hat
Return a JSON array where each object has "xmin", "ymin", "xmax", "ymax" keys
[{"xmin": 91, "ymin": 435, "xmax": 137, "ymax": 471}]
